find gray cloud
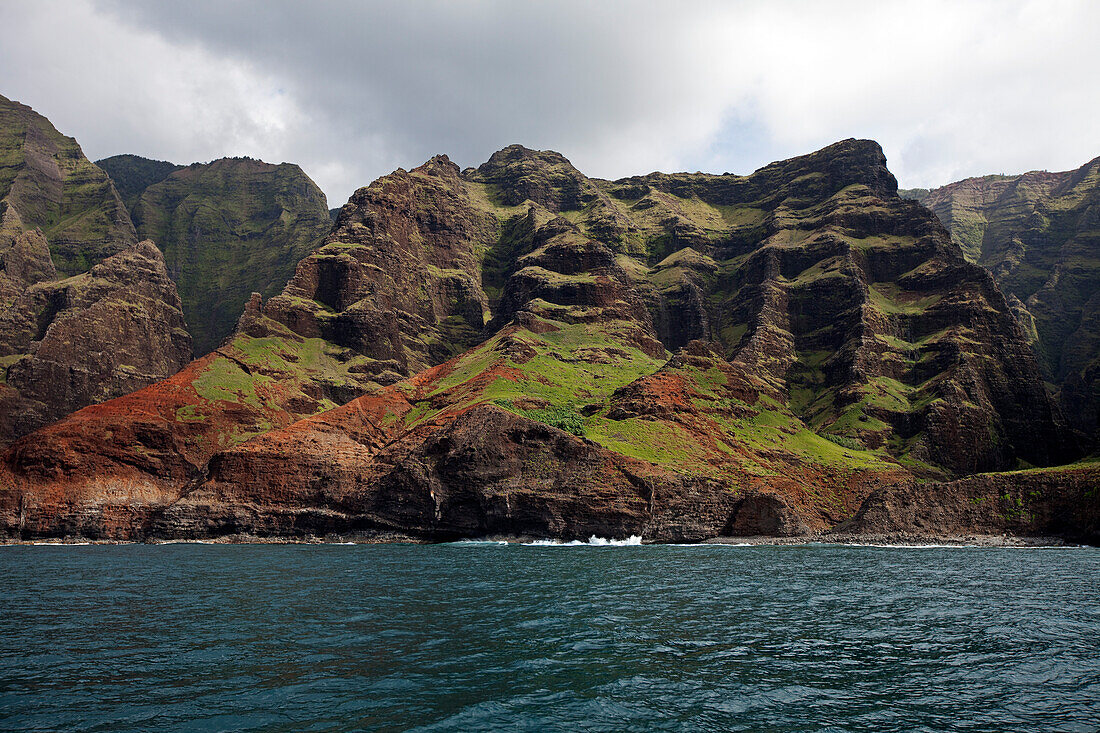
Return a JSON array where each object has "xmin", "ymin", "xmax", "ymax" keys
[{"xmin": 1, "ymin": 0, "xmax": 1097, "ymax": 205}]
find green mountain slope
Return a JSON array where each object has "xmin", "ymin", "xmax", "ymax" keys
[
  {"xmin": 0, "ymin": 94, "xmax": 136, "ymax": 274},
  {"xmin": 130, "ymin": 157, "xmax": 333, "ymax": 354},
  {"xmin": 906, "ymin": 157, "xmax": 1100, "ymax": 442},
  {"xmin": 95, "ymin": 154, "xmax": 183, "ymax": 210},
  {"xmin": 3, "ymin": 139, "xmax": 1080, "ymax": 542}
]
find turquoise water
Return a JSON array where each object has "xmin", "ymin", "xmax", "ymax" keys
[{"xmin": 1, "ymin": 543, "xmax": 1098, "ymax": 732}]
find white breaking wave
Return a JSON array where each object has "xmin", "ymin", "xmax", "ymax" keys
[{"xmin": 524, "ymin": 535, "xmax": 643, "ymax": 546}]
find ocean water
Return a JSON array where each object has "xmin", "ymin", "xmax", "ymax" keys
[{"xmin": 1, "ymin": 543, "xmax": 1098, "ymax": 732}]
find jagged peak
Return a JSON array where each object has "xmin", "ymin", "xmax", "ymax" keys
[
  {"xmin": 750, "ymin": 138, "xmax": 897, "ymax": 198},
  {"xmin": 468, "ymin": 145, "xmax": 591, "ymax": 212},
  {"xmin": 412, "ymin": 153, "xmax": 461, "ymax": 178}
]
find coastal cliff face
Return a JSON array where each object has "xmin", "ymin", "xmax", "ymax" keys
[
  {"xmin": 839, "ymin": 463, "xmax": 1100, "ymax": 544},
  {"xmin": 904, "ymin": 158, "xmax": 1100, "ymax": 444},
  {"xmin": 0, "ymin": 96, "xmax": 192, "ymax": 445},
  {"xmin": 6, "ymin": 138, "xmax": 1090, "ymax": 543}
]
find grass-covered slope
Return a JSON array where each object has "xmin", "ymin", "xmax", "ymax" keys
[
  {"xmin": 130, "ymin": 157, "xmax": 332, "ymax": 354},
  {"xmin": 907, "ymin": 157, "xmax": 1100, "ymax": 442},
  {"xmin": 4, "ymin": 320, "xmax": 379, "ymax": 486},
  {"xmin": 488, "ymin": 140, "xmax": 1068, "ymax": 474}
]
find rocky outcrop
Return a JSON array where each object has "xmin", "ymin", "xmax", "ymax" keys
[
  {"xmin": 907, "ymin": 158, "xmax": 1100, "ymax": 444},
  {"xmin": 0, "ymin": 240, "xmax": 192, "ymax": 444},
  {"xmin": 259, "ymin": 154, "xmax": 498, "ymax": 374},
  {"xmin": 839, "ymin": 462, "xmax": 1100, "ymax": 544},
  {"xmin": 129, "ymin": 157, "xmax": 332, "ymax": 354},
  {"xmin": 0, "ymin": 155, "xmax": 503, "ymax": 504},
  {"xmin": 612, "ymin": 140, "xmax": 1071, "ymax": 474},
  {"xmin": 0, "ymin": 95, "xmax": 193, "ymax": 446}
]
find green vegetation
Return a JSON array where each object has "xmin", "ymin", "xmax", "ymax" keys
[
  {"xmin": 1, "ymin": 93, "xmax": 137, "ymax": 275},
  {"xmin": 493, "ymin": 399, "xmax": 585, "ymax": 436},
  {"xmin": 131, "ymin": 158, "xmax": 333, "ymax": 354},
  {"xmin": 95, "ymin": 155, "xmax": 182, "ymax": 210}
]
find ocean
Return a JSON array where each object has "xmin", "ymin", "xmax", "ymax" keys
[{"xmin": 2, "ymin": 542, "xmax": 1098, "ymax": 731}]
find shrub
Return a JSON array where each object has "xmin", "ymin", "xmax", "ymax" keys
[{"xmin": 823, "ymin": 433, "xmax": 863, "ymax": 451}]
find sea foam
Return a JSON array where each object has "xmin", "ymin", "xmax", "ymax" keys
[{"xmin": 525, "ymin": 535, "xmax": 643, "ymax": 546}]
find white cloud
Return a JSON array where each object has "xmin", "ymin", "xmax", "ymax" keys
[{"xmin": 1, "ymin": 0, "xmax": 1097, "ymax": 205}]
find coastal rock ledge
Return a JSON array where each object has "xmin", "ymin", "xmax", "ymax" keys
[{"xmin": 2, "ymin": 425, "xmax": 1096, "ymax": 544}]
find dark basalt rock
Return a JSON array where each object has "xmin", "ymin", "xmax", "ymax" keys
[
  {"xmin": 839, "ymin": 464, "xmax": 1100, "ymax": 544},
  {"xmin": 909, "ymin": 157, "xmax": 1100, "ymax": 446},
  {"xmin": 0, "ymin": 95, "xmax": 193, "ymax": 446},
  {"xmin": 259, "ymin": 154, "xmax": 498, "ymax": 375},
  {"xmin": 0, "ymin": 240, "xmax": 192, "ymax": 445}
]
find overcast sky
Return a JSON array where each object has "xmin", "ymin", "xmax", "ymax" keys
[{"xmin": 2, "ymin": 0, "xmax": 1097, "ymax": 207}]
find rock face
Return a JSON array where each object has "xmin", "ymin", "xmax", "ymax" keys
[
  {"xmin": 904, "ymin": 158, "xmax": 1100, "ymax": 444},
  {"xmin": 0, "ymin": 95, "xmax": 192, "ymax": 446},
  {"xmin": 0, "ymin": 95, "xmax": 137, "ymax": 275},
  {"xmin": 0, "ymin": 239, "xmax": 192, "ymax": 445},
  {"xmin": 128, "ymin": 157, "xmax": 333, "ymax": 355},
  {"xmin": 1, "ymin": 139, "xmax": 1089, "ymax": 542},
  {"xmin": 610, "ymin": 141, "xmax": 1071, "ymax": 474},
  {"xmin": 839, "ymin": 463, "xmax": 1100, "ymax": 544},
  {"xmin": 261, "ymin": 154, "xmax": 497, "ymax": 375}
]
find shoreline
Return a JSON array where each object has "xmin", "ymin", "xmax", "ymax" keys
[{"xmin": 0, "ymin": 533, "xmax": 1088, "ymax": 548}]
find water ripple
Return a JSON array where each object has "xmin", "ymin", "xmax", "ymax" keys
[{"xmin": 1, "ymin": 544, "xmax": 1098, "ymax": 732}]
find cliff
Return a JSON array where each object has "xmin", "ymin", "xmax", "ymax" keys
[
  {"xmin": 4, "ymin": 139, "xmax": 1087, "ymax": 542},
  {"xmin": 0, "ymin": 95, "xmax": 136, "ymax": 275},
  {"xmin": 839, "ymin": 461, "xmax": 1100, "ymax": 544},
  {"xmin": 905, "ymin": 157, "xmax": 1100, "ymax": 444},
  {"xmin": 0, "ymin": 95, "xmax": 192, "ymax": 445},
  {"xmin": 129, "ymin": 157, "xmax": 333, "ymax": 354}
]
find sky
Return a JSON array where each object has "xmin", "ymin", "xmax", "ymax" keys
[{"xmin": 1, "ymin": 0, "xmax": 1097, "ymax": 207}]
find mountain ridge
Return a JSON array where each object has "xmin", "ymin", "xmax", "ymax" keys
[
  {"xmin": 904, "ymin": 155, "xmax": 1100, "ymax": 446},
  {"xmin": 0, "ymin": 95, "xmax": 192, "ymax": 445},
  {"xmin": 4, "ymin": 138, "xmax": 1091, "ymax": 542}
]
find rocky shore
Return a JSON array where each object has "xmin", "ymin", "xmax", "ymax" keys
[{"xmin": 1, "ymin": 533, "xmax": 1084, "ymax": 547}]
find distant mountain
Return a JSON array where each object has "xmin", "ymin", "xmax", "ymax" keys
[
  {"xmin": 124, "ymin": 157, "xmax": 333, "ymax": 355},
  {"xmin": 905, "ymin": 157, "xmax": 1100, "ymax": 443},
  {"xmin": 95, "ymin": 154, "xmax": 182, "ymax": 210},
  {"xmin": 0, "ymin": 94, "xmax": 191, "ymax": 445},
  {"xmin": 6, "ymin": 139, "xmax": 1091, "ymax": 543}
]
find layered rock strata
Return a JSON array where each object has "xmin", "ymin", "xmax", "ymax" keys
[
  {"xmin": 904, "ymin": 158, "xmax": 1100, "ymax": 444},
  {"xmin": 2, "ymin": 139, "xmax": 1089, "ymax": 542}
]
